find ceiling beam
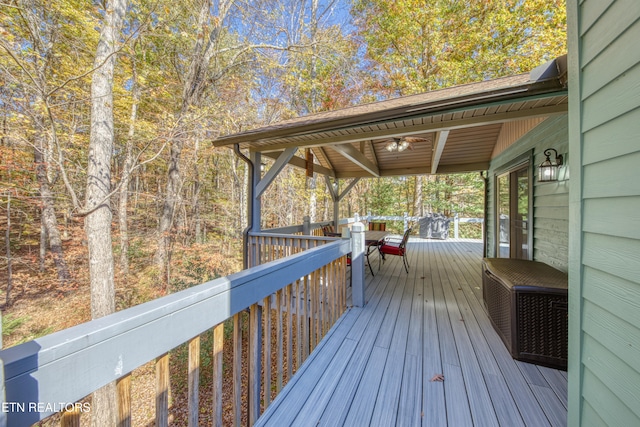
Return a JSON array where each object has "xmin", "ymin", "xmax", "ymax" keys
[
  {"xmin": 332, "ymin": 143, "xmax": 380, "ymax": 177},
  {"xmin": 324, "ymin": 175, "xmax": 337, "ymax": 200},
  {"xmin": 365, "ymin": 140, "xmax": 379, "ymax": 168},
  {"xmin": 433, "ymin": 162, "xmax": 490, "ymax": 174},
  {"xmin": 431, "ymin": 130, "xmax": 449, "ymax": 174},
  {"xmin": 256, "ymin": 147, "xmax": 297, "ymax": 197},
  {"xmin": 262, "ymin": 151, "xmax": 335, "ymax": 178},
  {"xmin": 338, "ymin": 178, "xmax": 361, "ymax": 201},
  {"xmin": 336, "ymin": 167, "xmax": 432, "ymax": 178},
  {"xmin": 333, "ymin": 161, "xmax": 490, "ymax": 178},
  {"xmin": 313, "ymin": 147, "xmax": 334, "ymax": 170}
]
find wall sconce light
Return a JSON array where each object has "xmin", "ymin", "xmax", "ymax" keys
[
  {"xmin": 332, "ymin": 179, "xmax": 339, "ymax": 192},
  {"xmin": 538, "ymin": 148, "xmax": 564, "ymax": 182},
  {"xmin": 260, "ymin": 162, "xmax": 266, "ymax": 172}
]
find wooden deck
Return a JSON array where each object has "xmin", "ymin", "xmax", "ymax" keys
[{"xmin": 255, "ymin": 238, "xmax": 568, "ymax": 427}]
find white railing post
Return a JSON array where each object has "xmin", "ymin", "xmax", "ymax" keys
[
  {"xmin": 351, "ymin": 220, "xmax": 366, "ymax": 307},
  {"xmin": 454, "ymin": 213, "xmax": 459, "ymax": 239}
]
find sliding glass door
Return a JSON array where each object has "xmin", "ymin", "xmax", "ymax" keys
[{"xmin": 496, "ymin": 163, "xmax": 531, "ymax": 259}]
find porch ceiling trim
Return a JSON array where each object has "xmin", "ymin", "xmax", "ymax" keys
[{"xmin": 215, "ymin": 56, "xmax": 568, "ymax": 178}]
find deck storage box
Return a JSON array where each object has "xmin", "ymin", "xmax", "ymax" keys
[{"xmin": 482, "ymin": 258, "xmax": 568, "ymax": 370}]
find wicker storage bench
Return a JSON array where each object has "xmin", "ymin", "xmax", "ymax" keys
[{"xmin": 482, "ymin": 258, "xmax": 568, "ymax": 370}]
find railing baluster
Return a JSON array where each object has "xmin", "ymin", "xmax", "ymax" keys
[
  {"xmin": 263, "ymin": 296, "xmax": 272, "ymax": 408},
  {"xmin": 309, "ymin": 271, "xmax": 316, "ymax": 352},
  {"xmin": 61, "ymin": 407, "xmax": 80, "ymax": 427},
  {"xmin": 317, "ymin": 268, "xmax": 323, "ymax": 341},
  {"xmin": 276, "ymin": 288, "xmax": 284, "ymax": 392},
  {"xmin": 316, "ymin": 269, "xmax": 321, "ymax": 346},
  {"xmin": 116, "ymin": 373, "xmax": 131, "ymax": 427},
  {"xmin": 212, "ymin": 323, "xmax": 224, "ymax": 427},
  {"xmin": 336, "ymin": 258, "xmax": 341, "ymax": 316},
  {"xmin": 290, "ymin": 281, "xmax": 297, "ymax": 378},
  {"xmin": 343, "ymin": 255, "xmax": 348, "ymax": 310},
  {"xmin": 328, "ymin": 262, "xmax": 334, "ymax": 328},
  {"xmin": 303, "ymin": 275, "xmax": 309, "ymax": 360},
  {"xmin": 155, "ymin": 353, "xmax": 169, "ymax": 427},
  {"xmin": 249, "ymin": 303, "xmax": 262, "ymax": 425},
  {"xmin": 188, "ymin": 336, "xmax": 200, "ymax": 427},
  {"xmin": 233, "ymin": 313, "xmax": 242, "ymax": 427},
  {"xmin": 324, "ymin": 264, "xmax": 329, "ymax": 336}
]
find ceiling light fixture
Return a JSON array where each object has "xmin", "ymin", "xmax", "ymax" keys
[{"xmin": 385, "ymin": 138, "xmax": 411, "ymax": 152}]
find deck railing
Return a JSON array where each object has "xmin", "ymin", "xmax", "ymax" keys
[
  {"xmin": 0, "ymin": 236, "xmax": 352, "ymax": 427},
  {"xmin": 248, "ymin": 232, "xmax": 338, "ymax": 267},
  {"xmin": 260, "ymin": 219, "xmax": 332, "ymax": 237},
  {"xmin": 262, "ymin": 214, "xmax": 483, "ymax": 240}
]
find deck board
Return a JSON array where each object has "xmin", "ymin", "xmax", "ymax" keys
[{"xmin": 255, "ymin": 239, "xmax": 568, "ymax": 427}]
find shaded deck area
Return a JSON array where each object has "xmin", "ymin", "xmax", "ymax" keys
[{"xmin": 256, "ymin": 239, "xmax": 567, "ymax": 427}]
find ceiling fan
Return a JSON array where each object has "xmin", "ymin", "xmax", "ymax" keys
[{"xmin": 383, "ymin": 136, "xmax": 427, "ymax": 152}]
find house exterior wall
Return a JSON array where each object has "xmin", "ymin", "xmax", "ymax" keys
[
  {"xmin": 568, "ymin": 0, "xmax": 640, "ymax": 425},
  {"xmin": 486, "ymin": 114, "xmax": 569, "ymax": 272}
]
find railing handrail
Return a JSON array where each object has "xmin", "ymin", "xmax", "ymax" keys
[
  {"xmin": 260, "ymin": 215, "xmax": 484, "ymax": 239},
  {"xmin": 248, "ymin": 231, "xmax": 336, "ymax": 240},
  {"xmin": 0, "ymin": 238, "xmax": 351, "ymax": 425},
  {"xmin": 261, "ymin": 220, "xmax": 332, "ymax": 235}
]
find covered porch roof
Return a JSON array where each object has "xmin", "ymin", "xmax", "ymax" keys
[{"xmin": 214, "ymin": 56, "xmax": 568, "ymax": 179}]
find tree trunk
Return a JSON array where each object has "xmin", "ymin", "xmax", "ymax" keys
[
  {"xmin": 40, "ymin": 218, "xmax": 46, "ymax": 273},
  {"xmin": 5, "ymin": 193, "xmax": 13, "ymax": 306},
  {"xmin": 154, "ymin": 0, "xmax": 233, "ymax": 285},
  {"xmin": 155, "ymin": 139, "xmax": 182, "ymax": 286},
  {"xmin": 34, "ymin": 144, "xmax": 70, "ymax": 284},
  {"xmin": 85, "ymin": 0, "xmax": 127, "ymax": 425},
  {"xmin": 191, "ymin": 138, "xmax": 202, "ymax": 244},
  {"xmin": 118, "ymin": 55, "xmax": 141, "ymax": 278},
  {"xmin": 414, "ymin": 175, "xmax": 423, "ymax": 217}
]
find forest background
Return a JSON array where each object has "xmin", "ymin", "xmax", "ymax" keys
[{"xmin": 0, "ymin": 0, "xmax": 565, "ymax": 423}]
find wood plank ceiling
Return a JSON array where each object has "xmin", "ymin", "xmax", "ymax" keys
[{"xmin": 214, "ymin": 56, "xmax": 568, "ymax": 179}]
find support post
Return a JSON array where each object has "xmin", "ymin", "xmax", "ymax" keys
[
  {"xmin": 351, "ymin": 221, "xmax": 366, "ymax": 307},
  {"xmin": 333, "ymin": 192, "xmax": 339, "ymax": 230},
  {"xmin": 250, "ymin": 152, "xmax": 262, "ymax": 232},
  {"xmin": 247, "ymin": 151, "xmax": 262, "ymax": 268},
  {"xmin": 302, "ymin": 216, "xmax": 310, "ymax": 235}
]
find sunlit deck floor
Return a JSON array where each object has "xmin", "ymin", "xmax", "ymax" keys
[{"xmin": 256, "ymin": 238, "xmax": 568, "ymax": 427}]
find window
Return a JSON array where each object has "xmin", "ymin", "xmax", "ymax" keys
[{"xmin": 496, "ymin": 160, "xmax": 531, "ymax": 259}]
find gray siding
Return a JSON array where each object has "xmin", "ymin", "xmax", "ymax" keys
[
  {"xmin": 487, "ymin": 114, "xmax": 569, "ymax": 272},
  {"xmin": 569, "ymin": 0, "xmax": 640, "ymax": 425}
]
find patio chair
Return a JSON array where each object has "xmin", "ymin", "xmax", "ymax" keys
[
  {"xmin": 378, "ymin": 228, "xmax": 411, "ymax": 273},
  {"xmin": 368, "ymin": 222, "xmax": 386, "ymax": 231},
  {"xmin": 322, "ymin": 225, "xmax": 341, "ymax": 237}
]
